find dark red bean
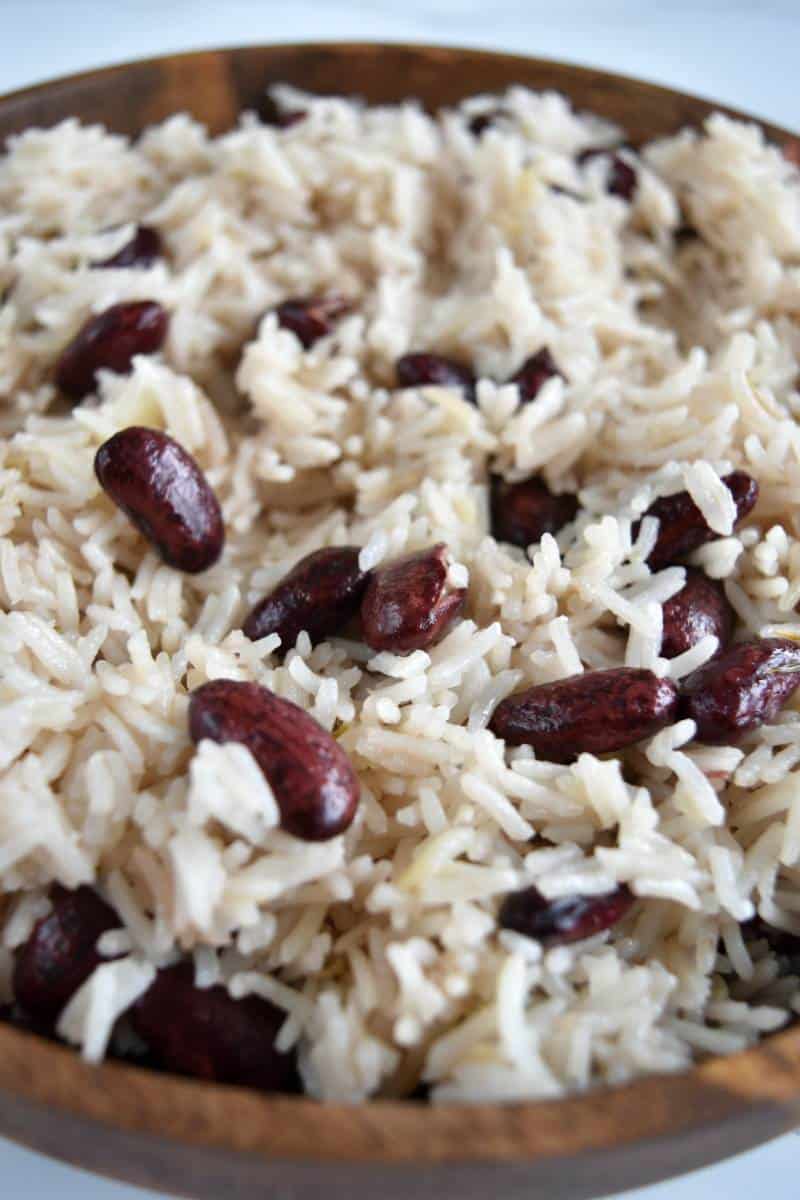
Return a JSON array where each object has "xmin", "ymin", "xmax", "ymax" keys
[
  {"xmin": 468, "ymin": 109, "xmax": 507, "ymax": 137},
  {"xmin": 578, "ymin": 147, "xmax": 637, "ymax": 201},
  {"xmin": 395, "ymin": 353, "xmax": 476, "ymax": 403},
  {"xmin": 275, "ymin": 295, "xmax": 350, "ymax": 349},
  {"xmin": 499, "ymin": 884, "xmax": 634, "ymax": 947},
  {"xmin": 56, "ymin": 300, "xmax": 168, "ymax": 400},
  {"xmin": 257, "ymin": 94, "xmax": 306, "ymax": 128},
  {"xmin": 641, "ymin": 470, "xmax": 759, "ymax": 571},
  {"xmin": 130, "ymin": 962, "xmax": 297, "ymax": 1091},
  {"xmin": 92, "ymin": 225, "xmax": 163, "ymax": 270},
  {"xmin": 13, "ymin": 886, "xmax": 122, "ymax": 1025},
  {"xmin": 490, "ymin": 474, "xmax": 578, "ymax": 551},
  {"xmin": 508, "ymin": 347, "xmax": 563, "ymax": 404},
  {"xmin": 490, "ymin": 667, "xmax": 679, "ymax": 763},
  {"xmin": 361, "ymin": 543, "xmax": 466, "ymax": 654},
  {"xmin": 661, "ymin": 568, "xmax": 735, "ymax": 660},
  {"xmin": 679, "ymin": 638, "xmax": 800, "ymax": 744},
  {"xmin": 189, "ymin": 680, "xmax": 359, "ymax": 841},
  {"xmin": 243, "ymin": 546, "xmax": 369, "ymax": 650},
  {"xmin": 95, "ymin": 427, "xmax": 224, "ymax": 573}
]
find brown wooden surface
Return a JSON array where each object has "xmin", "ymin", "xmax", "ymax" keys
[{"xmin": 0, "ymin": 41, "xmax": 798, "ymax": 1200}]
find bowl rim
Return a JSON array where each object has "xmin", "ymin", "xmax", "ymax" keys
[
  {"xmin": 0, "ymin": 38, "xmax": 798, "ymax": 1174},
  {"xmin": 0, "ymin": 39, "xmax": 793, "ymax": 142}
]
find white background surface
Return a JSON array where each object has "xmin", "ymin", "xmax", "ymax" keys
[{"xmin": 1, "ymin": 1, "xmax": 798, "ymax": 1197}]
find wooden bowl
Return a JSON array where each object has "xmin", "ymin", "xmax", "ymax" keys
[{"xmin": 1, "ymin": 42, "xmax": 798, "ymax": 1200}]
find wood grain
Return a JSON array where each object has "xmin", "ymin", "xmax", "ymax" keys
[{"xmin": 0, "ymin": 42, "xmax": 798, "ymax": 1200}]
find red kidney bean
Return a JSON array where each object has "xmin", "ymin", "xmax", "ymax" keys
[
  {"xmin": 490, "ymin": 474, "xmax": 578, "ymax": 551},
  {"xmin": 56, "ymin": 300, "xmax": 168, "ymax": 400},
  {"xmin": 95, "ymin": 426, "xmax": 224, "ymax": 573},
  {"xmin": 577, "ymin": 148, "xmax": 637, "ymax": 201},
  {"xmin": 275, "ymin": 295, "xmax": 350, "ymax": 349},
  {"xmin": 640, "ymin": 470, "xmax": 759, "ymax": 571},
  {"xmin": 499, "ymin": 883, "xmax": 634, "ymax": 947},
  {"xmin": 361, "ymin": 543, "xmax": 466, "ymax": 654},
  {"xmin": 189, "ymin": 680, "xmax": 359, "ymax": 840},
  {"xmin": 679, "ymin": 637, "xmax": 800, "ymax": 744},
  {"xmin": 468, "ymin": 109, "xmax": 507, "ymax": 137},
  {"xmin": 243, "ymin": 546, "xmax": 369, "ymax": 650},
  {"xmin": 257, "ymin": 94, "xmax": 306, "ymax": 128},
  {"xmin": 92, "ymin": 225, "xmax": 163, "ymax": 270},
  {"xmin": 130, "ymin": 962, "xmax": 297, "ymax": 1091},
  {"xmin": 661, "ymin": 568, "xmax": 735, "ymax": 660},
  {"xmin": 490, "ymin": 667, "xmax": 679, "ymax": 763},
  {"xmin": 13, "ymin": 886, "xmax": 122, "ymax": 1025},
  {"xmin": 395, "ymin": 353, "xmax": 476, "ymax": 403},
  {"xmin": 508, "ymin": 347, "xmax": 563, "ymax": 404}
]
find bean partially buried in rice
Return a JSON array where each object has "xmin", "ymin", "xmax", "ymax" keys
[
  {"xmin": 680, "ymin": 638, "xmax": 800, "ymax": 744},
  {"xmin": 508, "ymin": 347, "xmax": 563, "ymax": 403},
  {"xmin": 499, "ymin": 884, "xmax": 634, "ymax": 947},
  {"xmin": 130, "ymin": 962, "xmax": 297, "ymax": 1091},
  {"xmin": 91, "ymin": 225, "xmax": 163, "ymax": 270},
  {"xmin": 361, "ymin": 543, "xmax": 466, "ymax": 653},
  {"xmin": 188, "ymin": 680, "xmax": 360, "ymax": 841},
  {"xmin": 660, "ymin": 569, "xmax": 734, "ymax": 659},
  {"xmin": 577, "ymin": 147, "xmax": 638, "ymax": 200},
  {"xmin": 13, "ymin": 887, "xmax": 123, "ymax": 1026},
  {"xmin": 490, "ymin": 474, "xmax": 579, "ymax": 550},
  {"xmin": 641, "ymin": 470, "xmax": 758, "ymax": 570},
  {"xmin": 275, "ymin": 295, "xmax": 351, "ymax": 349},
  {"xmin": 243, "ymin": 546, "xmax": 370, "ymax": 650},
  {"xmin": 395, "ymin": 353, "xmax": 477, "ymax": 402},
  {"xmin": 56, "ymin": 300, "xmax": 168, "ymax": 399}
]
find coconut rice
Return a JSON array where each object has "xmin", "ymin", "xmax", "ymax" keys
[{"xmin": 1, "ymin": 83, "xmax": 800, "ymax": 1102}]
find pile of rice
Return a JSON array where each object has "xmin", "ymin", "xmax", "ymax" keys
[{"xmin": 1, "ymin": 83, "xmax": 800, "ymax": 1103}]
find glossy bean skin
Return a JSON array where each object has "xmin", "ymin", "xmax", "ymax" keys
[
  {"xmin": 499, "ymin": 884, "xmax": 634, "ymax": 947},
  {"xmin": 490, "ymin": 475, "xmax": 578, "ymax": 551},
  {"xmin": 661, "ymin": 568, "xmax": 735, "ymax": 659},
  {"xmin": 679, "ymin": 638, "xmax": 800, "ymax": 744},
  {"xmin": 94, "ymin": 426, "xmax": 224, "ymax": 573},
  {"xmin": 13, "ymin": 886, "xmax": 122, "ymax": 1025},
  {"xmin": 361, "ymin": 543, "xmax": 466, "ymax": 654},
  {"xmin": 275, "ymin": 295, "xmax": 350, "ymax": 348},
  {"xmin": 130, "ymin": 963, "xmax": 297, "ymax": 1092},
  {"xmin": 577, "ymin": 148, "xmax": 637, "ymax": 200},
  {"xmin": 243, "ymin": 546, "xmax": 369, "ymax": 650},
  {"xmin": 56, "ymin": 300, "xmax": 168, "ymax": 400},
  {"xmin": 395, "ymin": 353, "xmax": 476, "ymax": 403},
  {"xmin": 508, "ymin": 347, "xmax": 563, "ymax": 403},
  {"xmin": 642, "ymin": 470, "xmax": 759, "ymax": 570},
  {"xmin": 92, "ymin": 225, "xmax": 163, "ymax": 270},
  {"xmin": 489, "ymin": 667, "xmax": 679, "ymax": 763},
  {"xmin": 188, "ymin": 680, "xmax": 360, "ymax": 841}
]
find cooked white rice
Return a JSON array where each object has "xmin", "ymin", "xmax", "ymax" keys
[{"xmin": 1, "ymin": 83, "xmax": 800, "ymax": 1103}]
